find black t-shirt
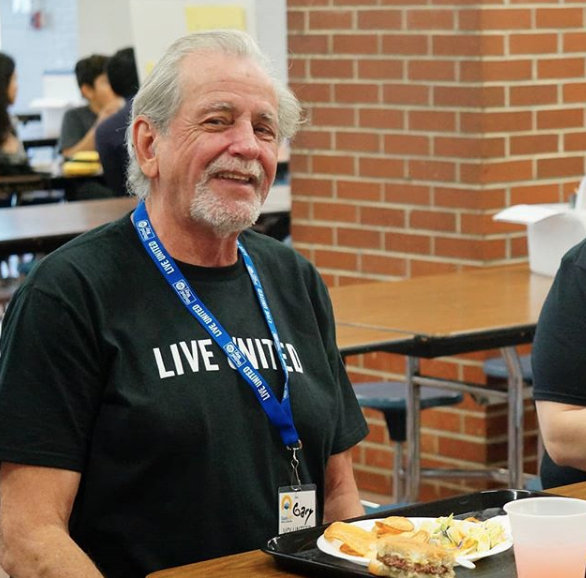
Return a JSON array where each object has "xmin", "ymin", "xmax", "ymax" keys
[
  {"xmin": 0, "ymin": 216, "xmax": 368, "ymax": 577},
  {"xmin": 533, "ymin": 238, "xmax": 586, "ymax": 488}
]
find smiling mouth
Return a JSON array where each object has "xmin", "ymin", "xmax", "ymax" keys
[{"xmin": 214, "ymin": 171, "xmax": 258, "ymax": 186}]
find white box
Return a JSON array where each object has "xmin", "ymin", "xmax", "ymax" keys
[
  {"xmin": 494, "ymin": 203, "xmax": 586, "ymax": 277},
  {"xmin": 29, "ymin": 98, "xmax": 73, "ymax": 138}
]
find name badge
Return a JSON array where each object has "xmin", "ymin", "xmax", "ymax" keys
[{"xmin": 278, "ymin": 484, "xmax": 317, "ymax": 534}]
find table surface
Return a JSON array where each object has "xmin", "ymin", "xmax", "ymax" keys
[
  {"xmin": 330, "ymin": 264, "xmax": 553, "ymax": 357},
  {"xmin": 0, "ymin": 196, "xmax": 137, "ymax": 255},
  {"xmin": 146, "ymin": 482, "xmax": 586, "ymax": 577}
]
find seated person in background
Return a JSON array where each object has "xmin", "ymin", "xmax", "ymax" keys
[
  {"xmin": 59, "ymin": 54, "xmax": 122, "ymax": 158},
  {"xmin": 533, "ymin": 240, "xmax": 586, "ymax": 488},
  {"xmin": 95, "ymin": 47, "xmax": 139, "ymax": 196},
  {"xmin": 0, "ymin": 51, "xmax": 29, "ymax": 171},
  {"xmin": 0, "ymin": 29, "xmax": 367, "ymax": 578}
]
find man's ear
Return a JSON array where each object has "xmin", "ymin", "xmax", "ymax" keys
[
  {"xmin": 79, "ymin": 83, "xmax": 93, "ymax": 102},
  {"xmin": 133, "ymin": 116, "xmax": 159, "ymax": 178}
]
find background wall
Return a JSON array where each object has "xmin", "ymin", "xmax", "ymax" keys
[{"xmin": 287, "ymin": 0, "xmax": 585, "ymax": 502}]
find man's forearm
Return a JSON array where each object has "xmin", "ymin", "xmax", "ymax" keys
[{"xmin": 1, "ymin": 525, "xmax": 103, "ymax": 577}]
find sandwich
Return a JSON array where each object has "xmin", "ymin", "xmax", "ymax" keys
[{"xmin": 368, "ymin": 534, "xmax": 455, "ymax": 578}]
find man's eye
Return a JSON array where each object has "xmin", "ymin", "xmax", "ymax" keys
[
  {"xmin": 204, "ymin": 117, "xmax": 228, "ymax": 127},
  {"xmin": 255, "ymin": 126, "xmax": 276, "ymax": 139}
]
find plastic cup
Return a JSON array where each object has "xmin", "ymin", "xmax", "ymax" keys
[{"xmin": 504, "ymin": 497, "xmax": 586, "ymax": 578}]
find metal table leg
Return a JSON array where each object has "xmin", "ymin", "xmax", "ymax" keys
[
  {"xmin": 501, "ymin": 347, "xmax": 524, "ymax": 489},
  {"xmin": 405, "ymin": 356, "xmax": 421, "ymax": 502}
]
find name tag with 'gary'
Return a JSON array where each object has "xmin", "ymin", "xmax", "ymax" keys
[{"xmin": 278, "ymin": 484, "xmax": 317, "ymax": 534}]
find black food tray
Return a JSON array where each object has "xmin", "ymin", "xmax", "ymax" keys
[{"xmin": 263, "ymin": 489, "xmax": 549, "ymax": 577}]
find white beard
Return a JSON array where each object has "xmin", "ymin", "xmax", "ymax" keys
[{"xmin": 189, "ymin": 157, "xmax": 265, "ymax": 237}]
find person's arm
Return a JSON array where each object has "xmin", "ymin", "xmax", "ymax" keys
[
  {"xmin": 0, "ymin": 463, "xmax": 104, "ymax": 577},
  {"xmin": 536, "ymin": 400, "xmax": 586, "ymax": 471},
  {"xmin": 62, "ymin": 100, "xmax": 123, "ymax": 158},
  {"xmin": 323, "ymin": 449, "xmax": 364, "ymax": 523}
]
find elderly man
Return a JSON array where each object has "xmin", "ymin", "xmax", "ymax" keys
[{"xmin": 0, "ymin": 30, "xmax": 368, "ymax": 577}]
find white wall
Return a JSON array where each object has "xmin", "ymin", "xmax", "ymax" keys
[{"xmin": 77, "ymin": 0, "xmax": 132, "ymax": 56}]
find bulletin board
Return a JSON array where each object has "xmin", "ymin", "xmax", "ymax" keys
[{"xmin": 128, "ymin": 0, "xmax": 287, "ymax": 84}]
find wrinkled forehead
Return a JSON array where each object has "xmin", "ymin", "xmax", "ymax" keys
[{"xmin": 177, "ymin": 51, "xmax": 278, "ymax": 114}]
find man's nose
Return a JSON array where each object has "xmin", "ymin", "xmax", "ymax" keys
[{"xmin": 228, "ymin": 122, "xmax": 261, "ymax": 159}]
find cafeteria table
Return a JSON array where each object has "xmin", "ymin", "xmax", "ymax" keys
[
  {"xmin": 146, "ymin": 482, "xmax": 586, "ymax": 577},
  {"xmin": 329, "ymin": 265, "xmax": 553, "ymax": 501},
  {"xmin": 0, "ymin": 196, "xmax": 137, "ymax": 256}
]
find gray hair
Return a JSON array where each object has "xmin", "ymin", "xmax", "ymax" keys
[{"xmin": 126, "ymin": 29, "xmax": 302, "ymax": 199}]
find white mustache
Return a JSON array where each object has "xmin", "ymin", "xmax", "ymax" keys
[{"xmin": 204, "ymin": 157, "xmax": 265, "ymax": 185}]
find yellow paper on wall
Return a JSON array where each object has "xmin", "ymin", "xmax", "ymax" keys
[{"xmin": 185, "ymin": 5, "xmax": 246, "ymax": 32}]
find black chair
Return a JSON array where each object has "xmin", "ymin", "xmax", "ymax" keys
[{"xmin": 353, "ymin": 381, "xmax": 463, "ymax": 503}]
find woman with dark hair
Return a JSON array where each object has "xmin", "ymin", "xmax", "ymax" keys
[{"xmin": 0, "ymin": 52, "xmax": 21, "ymax": 154}]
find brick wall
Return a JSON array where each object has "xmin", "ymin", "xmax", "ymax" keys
[{"xmin": 286, "ymin": 0, "xmax": 586, "ymax": 502}]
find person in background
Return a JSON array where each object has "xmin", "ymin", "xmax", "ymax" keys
[
  {"xmin": 95, "ymin": 47, "xmax": 139, "ymax": 196},
  {"xmin": 59, "ymin": 54, "xmax": 122, "ymax": 158},
  {"xmin": 0, "ymin": 30, "xmax": 368, "ymax": 578},
  {"xmin": 533, "ymin": 241, "xmax": 586, "ymax": 488},
  {"xmin": 0, "ymin": 52, "xmax": 27, "ymax": 167}
]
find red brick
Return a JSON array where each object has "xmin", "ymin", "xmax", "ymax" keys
[
  {"xmin": 289, "ymin": 83, "xmax": 331, "ymax": 103},
  {"xmin": 336, "ymin": 131, "xmax": 380, "ymax": 153},
  {"xmin": 510, "ymin": 33, "xmax": 557, "ymax": 54},
  {"xmin": 290, "ymin": 200, "xmax": 311, "ymax": 220},
  {"xmin": 510, "ymin": 183, "xmax": 567, "ymax": 206},
  {"xmin": 461, "ymin": 111, "xmax": 532, "ymax": 133},
  {"xmin": 564, "ymin": 32, "xmax": 586, "ymax": 52},
  {"xmin": 385, "ymin": 134, "xmax": 430, "ymax": 156},
  {"xmin": 434, "ymin": 136, "xmax": 505, "ymax": 159},
  {"xmin": 361, "ymin": 206, "xmax": 405, "ymax": 228},
  {"xmin": 563, "ymin": 82, "xmax": 586, "ymax": 104},
  {"xmin": 288, "ymin": 58, "xmax": 307, "ymax": 80},
  {"xmin": 314, "ymin": 249, "xmax": 359, "ymax": 271},
  {"xmin": 360, "ymin": 157, "xmax": 405, "ymax": 179},
  {"xmin": 536, "ymin": 7, "xmax": 585, "ymax": 28},
  {"xmin": 409, "ymin": 60, "xmax": 456, "ymax": 81},
  {"xmin": 313, "ymin": 202, "xmax": 358, "ymax": 223},
  {"xmin": 408, "ymin": 159, "xmax": 456, "ymax": 182},
  {"xmin": 312, "ymin": 154, "xmax": 355, "ymax": 175},
  {"xmin": 382, "ymin": 34, "xmax": 430, "ymax": 55},
  {"xmin": 309, "ymin": 9, "xmax": 353, "ymax": 30},
  {"xmin": 288, "ymin": 34, "xmax": 329, "ymax": 54},
  {"xmin": 510, "ymin": 134, "xmax": 559, "ymax": 156},
  {"xmin": 333, "ymin": 34, "xmax": 379, "ymax": 54},
  {"xmin": 410, "ymin": 210, "xmax": 456, "ymax": 232},
  {"xmin": 290, "ymin": 224, "xmax": 334, "ymax": 244},
  {"xmin": 564, "ymin": 131, "xmax": 586, "ymax": 152},
  {"xmin": 461, "ymin": 59, "xmax": 532, "ymax": 82},
  {"xmin": 434, "ymin": 85, "xmax": 505, "ymax": 107},
  {"xmin": 293, "ymin": 129, "xmax": 332, "ymax": 150},
  {"xmin": 338, "ymin": 227, "xmax": 383, "ymax": 249},
  {"xmin": 509, "ymin": 84, "xmax": 557, "ymax": 106},
  {"xmin": 383, "ymin": 83, "xmax": 429, "ymax": 105},
  {"xmin": 385, "ymin": 232, "xmax": 432, "ymax": 255},
  {"xmin": 291, "ymin": 177, "xmax": 334, "ymax": 198},
  {"xmin": 409, "ymin": 110, "xmax": 456, "ymax": 132},
  {"xmin": 407, "ymin": 9, "xmax": 454, "ymax": 29},
  {"xmin": 338, "ymin": 180, "xmax": 382, "ymax": 202},
  {"xmin": 310, "ymin": 59, "xmax": 354, "ymax": 79},
  {"xmin": 311, "ymin": 106, "xmax": 355, "ymax": 127},
  {"xmin": 461, "ymin": 160, "xmax": 533, "ymax": 184},
  {"xmin": 537, "ymin": 156, "xmax": 585, "ymax": 179},
  {"xmin": 537, "ymin": 108, "xmax": 584, "ymax": 130},
  {"xmin": 385, "ymin": 183, "xmax": 431, "ymax": 205},
  {"xmin": 460, "ymin": 8, "xmax": 531, "ymax": 30},
  {"xmin": 433, "ymin": 34, "xmax": 504, "ymax": 57},
  {"xmin": 357, "ymin": 9, "xmax": 402, "ymax": 30},
  {"xmin": 538, "ymin": 58, "xmax": 585, "ymax": 79},
  {"xmin": 335, "ymin": 83, "xmax": 380, "ymax": 103},
  {"xmin": 360, "ymin": 108, "xmax": 404, "ymax": 129},
  {"xmin": 286, "ymin": 11, "xmax": 304, "ymax": 32},
  {"xmin": 434, "ymin": 237, "xmax": 506, "ymax": 260},
  {"xmin": 358, "ymin": 59, "xmax": 403, "ymax": 80},
  {"xmin": 434, "ymin": 187, "xmax": 503, "ymax": 210}
]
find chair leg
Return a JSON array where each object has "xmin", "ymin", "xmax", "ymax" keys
[{"xmin": 393, "ymin": 441, "xmax": 405, "ymax": 504}]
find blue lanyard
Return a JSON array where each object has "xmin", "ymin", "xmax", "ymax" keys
[{"xmin": 132, "ymin": 201, "xmax": 301, "ymax": 449}]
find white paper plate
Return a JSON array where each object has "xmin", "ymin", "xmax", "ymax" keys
[{"xmin": 316, "ymin": 516, "xmax": 513, "ymax": 567}]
